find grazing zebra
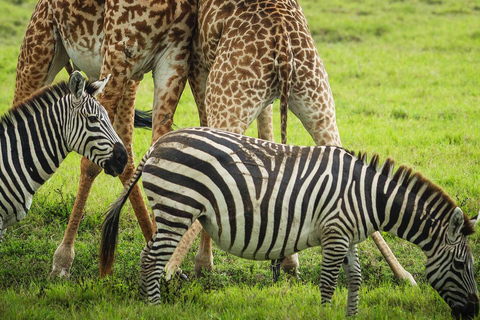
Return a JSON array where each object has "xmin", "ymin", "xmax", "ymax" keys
[
  {"xmin": 100, "ymin": 127, "xmax": 478, "ymax": 318},
  {"xmin": 0, "ymin": 71, "xmax": 127, "ymax": 244}
]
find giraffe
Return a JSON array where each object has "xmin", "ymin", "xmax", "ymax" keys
[
  {"xmin": 161, "ymin": 0, "xmax": 416, "ymax": 285},
  {"xmin": 13, "ymin": 0, "xmax": 197, "ymax": 277}
]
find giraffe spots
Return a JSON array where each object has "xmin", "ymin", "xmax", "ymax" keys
[
  {"xmin": 132, "ymin": 20, "xmax": 152, "ymax": 34},
  {"xmin": 191, "ymin": 0, "xmax": 341, "ymax": 148}
]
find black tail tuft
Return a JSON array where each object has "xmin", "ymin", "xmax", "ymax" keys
[
  {"xmin": 134, "ymin": 109, "xmax": 153, "ymax": 129},
  {"xmin": 99, "ymin": 196, "xmax": 126, "ymax": 277}
]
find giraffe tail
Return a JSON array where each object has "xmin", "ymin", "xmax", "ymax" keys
[
  {"xmin": 275, "ymin": 22, "xmax": 293, "ymax": 145},
  {"xmin": 99, "ymin": 145, "xmax": 154, "ymax": 277}
]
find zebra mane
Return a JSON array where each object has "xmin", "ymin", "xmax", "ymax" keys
[
  {"xmin": 347, "ymin": 150, "xmax": 475, "ymax": 236},
  {"xmin": 4, "ymin": 80, "xmax": 100, "ymax": 124}
]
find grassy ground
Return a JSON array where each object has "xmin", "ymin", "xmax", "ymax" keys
[{"xmin": 0, "ymin": 0, "xmax": 479, "ymax": 319}]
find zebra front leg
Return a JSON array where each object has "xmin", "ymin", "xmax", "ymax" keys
[
  {"xmin": 342, "ymin": 245, "xmax": 362, "ymax": 317},
  {"xmin": 271, "ymin": 258, "xmax": 284, "ymax": 282},
  {"xmin": 0, "ymin": 218, "xmax": 5, "ymax": 244}
]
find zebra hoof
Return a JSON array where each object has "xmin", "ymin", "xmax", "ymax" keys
[{"xmin": 175, "ymin": 270, "xmax": 189, "ymax": 281}]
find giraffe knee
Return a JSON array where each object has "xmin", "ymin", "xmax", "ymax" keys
[{"xmin": 80, "ymin": 158, "xmax": 102, "ymax": 180}]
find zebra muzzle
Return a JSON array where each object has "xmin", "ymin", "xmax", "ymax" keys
[
  {"xmin": 104, "ymin": 142, "xmax": 127, "ymax": 177},
  {"xmin": 451, "ymin": 296, "xmax": 479, "ymax": 320}
]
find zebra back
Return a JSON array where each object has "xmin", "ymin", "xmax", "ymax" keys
[{"xmin": 99, "ymin": 143, "xmax": 156, "ymax": 277}]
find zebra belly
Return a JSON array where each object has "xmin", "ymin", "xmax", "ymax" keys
[
  {"xmin": 200, "ymin": 206, "xmax": 316, "ymax": 261},
  {"xmin": 0, "ymin": 195, "xmax": 30, "ymax": 229}
]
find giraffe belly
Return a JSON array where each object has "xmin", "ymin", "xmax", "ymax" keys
[{"xmin": 68, "ymin": 51, "xmax": 103, "ymax": 80}]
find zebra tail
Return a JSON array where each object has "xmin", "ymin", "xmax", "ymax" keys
[
  {"xmin": 276, "ymin": 22, "xmax": 293, "ymax": 145},
  {"xmin": 133, "ymin": 109, "xmax": 153, "ymax": 129},
  {"xmin": 99, "ymin": 147, "xmax": 153, "ymax": 277}
]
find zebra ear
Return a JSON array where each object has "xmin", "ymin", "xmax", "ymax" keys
[
  {"xmin": 69, "ymin": 71, "xmax": 86, "ymax": 101},
  {"xmin": 447, "ymin": 207, "xmax": 465, "ymax": 240},
  {"xmin": 89, "ymin": 74, "xmax": 111, "ymax": 97}
]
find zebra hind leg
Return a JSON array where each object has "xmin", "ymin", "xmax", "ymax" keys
[
  {"xmin": 319, "ymin": 242, "xmax": 349, "ymax": 306},
  {"xmin": 140, "ymin": 225, "xmax": 192, "ymax": 303},
  {"xmin": 342, "ymin": 245, "xmax": 362, "ymax": 317}
]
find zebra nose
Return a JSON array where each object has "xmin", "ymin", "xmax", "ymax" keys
[
  {"xmin": 468, "ymin": 293, "xmax": 479, "ymax": 304},
  {"xmin": 105, "ymin": 142, "xmax": 127, "ymax": 176},
  {"xmin": 113, "ymin": 142, "xmax": 127, "ymax": 168},
  {"xmin": 458, "ymin": 293, "xmax": 480, "ymax": 320}
]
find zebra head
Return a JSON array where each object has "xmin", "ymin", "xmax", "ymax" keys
[
  {"xmin": 64, "ymin": 71, "xmax": 127, "ymax": 177},
  {"xmin": 425, "ymin": 208, "xmax": 478, "ymax": 319}
]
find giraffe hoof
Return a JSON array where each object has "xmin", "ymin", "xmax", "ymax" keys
[
  {"xmin": 50, "ymin": 266, "xmax": 71, "ymax": 279},
  {"xmin": 51, "ymin": 242, "xmax": 74, "ymax": 278}
]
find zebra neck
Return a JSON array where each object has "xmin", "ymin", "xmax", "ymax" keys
[
  {"xmin": 1, "ymin": 100, "xmax": 70, "ymax": 194},
  {"xmin": 376, "ymin": 178, "xmax": 441, "ymax": 253}
]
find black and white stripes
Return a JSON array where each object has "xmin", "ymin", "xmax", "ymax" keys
[
  {"xmin": 100, "ymin": 127, "xmax": 478, "ymax": 318},
  {"xmin": 0, "ymin": 71, "xmax": 126, "ymax": 243}
]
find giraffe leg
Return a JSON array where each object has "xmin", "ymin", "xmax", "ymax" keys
[
  {"xmin": 13, "ymin": 0, "xmax": 69, "ymax": 103},
  {"xmin": 194, "ymin": 229, "xmax": 214, "ymax": 277},
  {"xmin": 114, "ymin": 80, "xmax": 156, "ymax": 242},
  {"xmin": 370, "ymin": 231, "xmax": 416, "ymax": 285},
  {"xmin": 164, "ymin": 220, "xmax": 203, "ymax": 280},
  {"xmin": 50, "ymin": 79, "xmax": 148, "ymax": 278},
  {"xmin": 256, "ymin": 105, "xmax": 274, "ymax": 141},
  {"xmin": 51, "ymin": 157, "xmax": 102, "ymax": 278},
  {"xmin": 150, "ymin": 20, "xmax": 192, "ymax": 142},
  {"xmin": 164, "ymin": 36, "xmax": 210, "ymax": 277},
  {"xmin": 51, "ymin": 60, "xmax": 127, "ymax": 278}
]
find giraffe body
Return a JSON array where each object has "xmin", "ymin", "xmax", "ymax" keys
[
  {"xmin": 14, "ymin": 0, "xmax": 196, "ymax": 278},
  {"xmin": 189, "ymin": 0, "xmax": 341, "ymax": 146},
  {"xmin": 166, "ymin": 0, "xmax": 415, "ymax": 285},
  {"xmin": 178, "ymin": 0, "xmax": 342, "ymax": 277}
]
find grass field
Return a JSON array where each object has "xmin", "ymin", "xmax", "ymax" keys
[{"xmin": 0, "ymin": 0, "xmax": 479, "ymax": 319}]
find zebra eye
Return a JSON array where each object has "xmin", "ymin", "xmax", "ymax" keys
[{"xmin": 87, "ymin": 115, "xmax": 100, "ymax": 123}]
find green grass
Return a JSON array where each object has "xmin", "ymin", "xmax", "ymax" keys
[{"xmin": 0, "ymin": 0, "xmax": 479, "ymax": 319}]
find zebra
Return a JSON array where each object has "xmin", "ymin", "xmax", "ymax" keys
[
  {"xmin": 0, "ymin": 71, "xmax": 127, "ymax": 244},
  {"xmin": 100, "ymin": 127, "xmax": 478, "ymax": 318}
]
